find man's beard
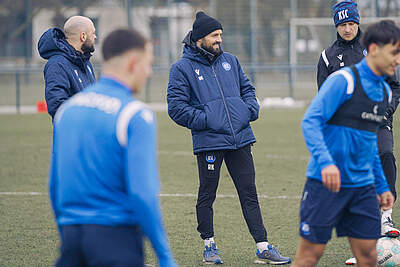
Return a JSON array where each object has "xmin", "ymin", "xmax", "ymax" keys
[
  {"xmin": 81, "ymin": 40, "xmax": 95, "ymax": 54},
  {"xmin": 201, "ymin": 42, "xmax": 222, "ymax": 56}
]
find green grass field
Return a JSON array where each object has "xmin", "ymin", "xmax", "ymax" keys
[{"xmin": 1, "ymin": 109, "xmax": 400, "ymax": 266}]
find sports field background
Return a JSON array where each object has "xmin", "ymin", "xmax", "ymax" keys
[{"xmin": 1, "ymin": 109, "xmax": 400, "ymax": 266}]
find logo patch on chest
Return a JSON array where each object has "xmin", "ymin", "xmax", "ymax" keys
[{"xmin": 222, "ymin": 62, "xmax": 231, "ymax": 71}]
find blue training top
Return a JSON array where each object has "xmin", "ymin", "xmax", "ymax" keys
[
  {"xmin": 49, "ymin": 77, "xmax": 176, "ymax": 266},
  {"xmin": 302, "ymin": 58, "xmax": 391, "ymax": 194}
]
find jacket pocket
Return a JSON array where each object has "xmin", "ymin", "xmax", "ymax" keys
[
  {"xmin": 204, "ymin": 100, "xmax": 231, "ymax": 134},
  {"xmin": 226, "ymin": 97, "xmax": 250, "ymax": 132}
]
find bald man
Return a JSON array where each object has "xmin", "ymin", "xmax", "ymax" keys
[{"xmin": 38, "ymin": 16, "xmax": 97, "ymax": 119}]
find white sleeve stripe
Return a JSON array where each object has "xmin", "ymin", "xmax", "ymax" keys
[
  {"xmin": 322, "ymin": 50, "xmax": 329, "ymax": 67},
  {"xmin": 116, "ymin": 101, "xmax": 144, "ymax": 147},
  {"xmin": 329, "ymin": 70, "xmax": 354, "ymax": 94}
]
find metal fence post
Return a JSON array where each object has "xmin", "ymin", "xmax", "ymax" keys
[
  {"xmin": 16, "ymin": 72, "xmax": 21, "ymax": 114},
  {"xmin": 167, "ymin": 0, "xmax": 173, "ymax": 66},
  {"xmin": 126, "ymin": 0, "xmax": 133, "ymax": 28},
  {"xmin": 209, "ymin": 0, "xmax": 216, "ymax": 17},
  {"xmin": 250, "ymin": 0, "xmax": 257, "ymax": 85},
  {"xmin": 289, "ymin": 0, "xmax": 297, "ymax": 98}
]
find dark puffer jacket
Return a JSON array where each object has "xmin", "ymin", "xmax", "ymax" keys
[
  {"xmin": 38, "ymin": 28, "xmax": 96, "ymax": 118},
  {"xmin": 317, "ymin": 30, "xmax": 400, "ymax": 129},
  {"xmin": 167, "ymin": 32, "xmax": 259, "ymax": 153}
]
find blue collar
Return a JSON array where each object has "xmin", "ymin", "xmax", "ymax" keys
[
  {"xmin": 98, "ymin": 76, "xmax": 133, "ymax": 94},
  {"xmin": 357, "ymin": 58, "xmax": 386, "ymax": 83}
]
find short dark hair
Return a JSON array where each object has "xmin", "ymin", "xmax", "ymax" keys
[
  {"xmin": 362, "ymin": 20, "xmax": 400, "ymax": 51},
  {"xmin": 102, "ymin": 28, "xmax": 148, "ymax": 61}
]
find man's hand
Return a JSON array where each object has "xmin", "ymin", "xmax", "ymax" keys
[
  {"xmin": 378, "ymin": 191, "xmax": 395, "ymax": 211},
  {"xmin": 321, "ymin": 164, "xmax": 341, "ymax": 192}
]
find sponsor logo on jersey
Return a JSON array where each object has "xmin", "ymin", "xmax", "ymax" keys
[{"xmin": 361, "ymin": 104, "xmax": 384, "ymax": 123}]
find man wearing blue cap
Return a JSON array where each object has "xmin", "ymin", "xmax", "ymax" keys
[
  {"xmin": 317, "ymin": 3, "xmax": 400, "ymax": 264},
  {"xmin": 167, "ymin": 11, "xmax": 291, "ymax": 265}
]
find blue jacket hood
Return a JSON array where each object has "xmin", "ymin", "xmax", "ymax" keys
[{"xmin": 38, "ymin": 28, "xmax": 92, "ymax": 68}]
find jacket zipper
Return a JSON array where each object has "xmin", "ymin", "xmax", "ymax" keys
[{"xmin": 211, "ymin": 65, "xmax": 237, "ymax": 148}]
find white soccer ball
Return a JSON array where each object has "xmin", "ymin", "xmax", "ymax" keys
[{"xmin": 377, "ymin": 237, "xmax": 400, "ymax": 267}]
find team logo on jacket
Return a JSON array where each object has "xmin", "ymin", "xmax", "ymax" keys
[
  {"xmin": 206, "ymin": 155, "xmax": 216, "ymax": 163},
  {"xmin": 363, "ymin": 49, "xmax": 368, "ymax": 56},
  {"xmin": 195, "ymin": 69, "xmax": 204, "ymax": 80},
  {"xmin": 222, "ymin": 62, "xmax": 231, "ymax": 71}
]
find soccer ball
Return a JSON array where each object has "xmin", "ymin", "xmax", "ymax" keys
[{"xmin": 377, "ymin": 237, "xmax": 400, "ymax": 267}]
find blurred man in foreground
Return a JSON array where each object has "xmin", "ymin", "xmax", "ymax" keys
[{"xmin": 49, "ymin": 28, "xmax": 176, "ymax": 267}]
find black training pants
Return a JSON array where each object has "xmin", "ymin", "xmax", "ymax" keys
[
  {"xmin": 378, "ymin": 126, "xmax": 397, "ymax": 201},
  {"xmin": 195, "ymin": 145, "xmax": 268, "ymax": 243}
]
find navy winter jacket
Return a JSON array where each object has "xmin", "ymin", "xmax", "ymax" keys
[
  {"xmin": 317, "ymin": 30, "xmax": 400, "ymax": 129},
  {"xmin": 38, "ymin": 28, "xmax": 96, "ymax": 118},
  {"xmin": 167, "ymin": 32, "xmax": 259, "ymax": 154}
]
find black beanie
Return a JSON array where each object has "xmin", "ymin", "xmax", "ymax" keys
[{"xmin": 191, "ymin": 11, "xmax": 223, "ymax": 42}]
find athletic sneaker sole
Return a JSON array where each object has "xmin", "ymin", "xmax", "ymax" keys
[
  {"xmin": 254, "ymin": 259, "xmax": 291, "ymax": 265},
  {"xmin": 203, "ymin": 259, "xmax": 223, "ymax": 264},
  {"xmin": 384, "ymin": 230, "xmax": 400, "ymax": 237}
]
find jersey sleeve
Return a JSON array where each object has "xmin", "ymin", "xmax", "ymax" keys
[
  {"xmin": 302, "ymin": 71, "xmax": 352, "ymax": 169},
  {"xmin": 124, "ymin": 108, "xmax": 176, "ymax": 266}
]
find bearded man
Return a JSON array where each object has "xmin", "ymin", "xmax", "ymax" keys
[
  {"xmin": 39, "ymin": 15, "xmax": 97, "ymax": 119},
  {"xmin": 167, "ymin": 11, "xmax": 291, "ymax": 265}
]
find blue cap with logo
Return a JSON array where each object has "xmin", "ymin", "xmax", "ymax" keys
[{"xmin": 333, "ymin": 0, "xmax": 360, "ymax": 27}]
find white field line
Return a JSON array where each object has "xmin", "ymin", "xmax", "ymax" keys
[
  {"xmin": 158, "ymin": 150, "xmax": 309, "ymax": 160},
  {"xmin": 0, "ymin": 192, "xmax": 300, "ymax": 199}
]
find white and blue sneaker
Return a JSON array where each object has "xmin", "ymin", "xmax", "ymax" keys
[
  {"xmin": 254, "ymin": 244, "xmax": 291, "ymax": 265},
  {"xmin": 382, "ymin": 217, "xmax": 400, "ymax": 237},
  {"xmin": 203, "ymin": 243, "xmax": 223, "ymax": 264}
]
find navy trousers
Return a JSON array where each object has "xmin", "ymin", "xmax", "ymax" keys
[
  {"xmin": 195, "ymin": 145, "xmax": 268, "ymax": 243},
  {"xmin": 378, "ymin": 126, "xmax": 397, "ymax": 201},
  {"xmin": 56, "ymin": 224, "xmax": 144, "ymax": 267}
]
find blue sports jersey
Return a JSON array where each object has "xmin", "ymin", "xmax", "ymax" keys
[
  {"xmin": 302, "ymin": 58, "xmax": 391, "ymax": 194},
  {"xmin": 49, "ymin": 77, "xmax": 175, "ymax": 266}
]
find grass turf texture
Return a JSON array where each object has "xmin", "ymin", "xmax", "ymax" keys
[{"xmin": 1, "ymin": 109, "xmax": 399, "ymax": 266}]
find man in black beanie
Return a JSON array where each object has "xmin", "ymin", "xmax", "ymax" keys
[{"xmin": 167, "ymin": 11, "xmax": 291, "ymax": 265}]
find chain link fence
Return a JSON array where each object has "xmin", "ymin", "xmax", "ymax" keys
[{"xmin": 1, "ymin": 0, "xmax": 400, "ymax": 111}]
